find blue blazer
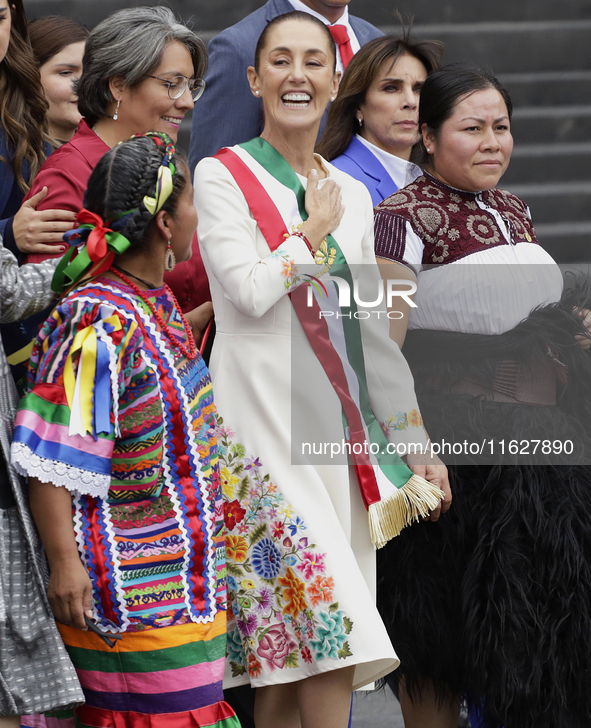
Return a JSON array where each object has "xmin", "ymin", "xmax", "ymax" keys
[
  {"xmin": 331, "ymin": 136, "xmax": 399, "ymax": 206},
  {"xmin": 189, "ymin": 0, "xmax": 383, "ymax": 171}
]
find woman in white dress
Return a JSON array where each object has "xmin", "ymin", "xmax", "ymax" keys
[{"xmin": 194, "ymin": 11, "xmax": 450, "ymax": 728}]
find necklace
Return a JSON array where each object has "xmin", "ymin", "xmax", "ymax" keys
[
  {"xmin": 109, "ymin": 267, "xmax": 197, "ymax": 360},
  {"xmin": 112, "ymin": 264, "xmax": 158, "ymax": 290}
]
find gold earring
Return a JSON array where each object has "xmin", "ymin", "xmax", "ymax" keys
[
  {"xmin": 165, "ymin": 238, "xmax": 176, "ymax": 272},
  {"xmin": 113, "ymin": 98, "xmax": 121, "ymax": 121}
]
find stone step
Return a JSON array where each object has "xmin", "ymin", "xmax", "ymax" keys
[
  {"xmin": 500, "ymin": 71, "xmax": 591, "ymax": 108},
  {"xmin": 506, "ymin": 181, "xmax": 591, "ymax": 224},
  {"xmin": 536, "ymin": 222, "xmax": 591, "ymax": 263},
  {"xmin": 409, "ymin": 20, "xmax": 591, "ymax": 75},
  {"xmin": 29, "ymin": 0, "xmax": 591, "ymax": 30},
  {"xmin": 511, "ymin": 105, "xmax": 591, "ymax": 144},
  {"xmin": 503, "ymin": 143, "xmax": 591, "ymax": 184},
  {"xmin": 373, "ymin": 0, "xmax": 591, "ymax": 26}
]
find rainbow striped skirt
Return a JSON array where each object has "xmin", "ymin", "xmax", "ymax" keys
[{"xmin": 53, "ymin": 615, "xmax": 238, "ymax": 728}]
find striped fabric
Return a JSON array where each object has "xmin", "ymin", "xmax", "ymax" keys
[
  {"xmin": 57, "ymin": 617, "xmax": 234, "ymax": 727},
  {"xmin": 12, "ymin": 278, "xmax": 236, "ymax": 727}
]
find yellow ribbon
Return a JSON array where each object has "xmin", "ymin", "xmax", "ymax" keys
[
  {"xmin": 63, "ymin": 314, "xmax": 123, "ymax": 437},
  {"xmin": 143, "ymin": 165, "xmax": 174, "ymax": 215}
]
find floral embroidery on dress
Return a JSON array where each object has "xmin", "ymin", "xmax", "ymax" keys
[
  {"xmin": 217, "ymin": 419, "xmax": 354, "ymax": 679},
  {"xmin": 380, "ymin": 408, "xmax": 423, "ymax": 436},
  {"xmin": 271, "ymin": 248, "xmax": 301, "ymax": 290}
]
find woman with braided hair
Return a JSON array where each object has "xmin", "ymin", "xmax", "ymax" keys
[{"xmin": 11, "ymin": 133, "xmax": 240, "ymax": 728}]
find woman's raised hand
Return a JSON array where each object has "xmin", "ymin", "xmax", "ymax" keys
[
  {"xmin": 301, "ymin": 168, "xmax": 344, "ymax": 251},
  {"xmin": 13, "ymin": 187, "xmax": 74, "ymax": 256}
]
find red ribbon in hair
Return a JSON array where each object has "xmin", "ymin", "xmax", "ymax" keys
[{"xmin": 77, "ymin": 209, "xmax": 113, "ymax": 262}]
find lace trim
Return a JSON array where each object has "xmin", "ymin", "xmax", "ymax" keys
[{"xmin": 11, "ymin": 442, "xmax": 111, "ymax": 500}]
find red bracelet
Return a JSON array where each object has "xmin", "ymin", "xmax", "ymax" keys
[{"xmin": 291, "ymin": 230, "xmax": 314, "ymax": 256}]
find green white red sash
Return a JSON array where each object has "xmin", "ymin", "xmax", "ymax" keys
[{"xmin": 214, "ymin": 137, "xmax": 442, "ymax": 547}]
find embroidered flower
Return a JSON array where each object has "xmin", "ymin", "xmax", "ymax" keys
[
  {"xmin": 227, "ymin": 627, "xmax": 246, "ymax": 665},
  {"xmin": 467, "ymin": 215, "xmax": 501, "ymax": 245},
  {"xmin": 309, "ymin": 609, "xmax": 348, "ymax": 660},
  {"xmin": 237, "ymin": 613, "xmax": 258, "ymax": 637},
  {"xmin": 256, "ymin": 586, "xmax": 273, "ymax": 612},
  {"xmin": 271, "ymin": 521, "xmax": 285, "ymax": 539},
  {"xmin": 257, "ymin": 622, "xmax": 298, "ymax": 673},
  {"xmin": 448, "ymin": 228, "xmax": 460, "ymax": 241},
  {"xmin": 307, "ymin": 575, "xmax": 335, "ymax": 607},
  {"xmin": 218, "ymin": 425, "xmax": 235, "ymax": 439},
  {"xmin": 244, "ymin": 456, "xmax": 262, "ymax": 470},
  {"xmin": 448, "ymin": 203, "xmax": 460, "ymax": 213},
  {"xmin": 279, "ymin": 567, "xmax": 308, "ymax": 619},
  {"xmin": 416, "ymin": 206, "xmax": 443, "ymax": 233},
  {"xmin": 226, "ymin": 535, "xmax": 249, "ymax": 563},
  {"xmin": 224, "ymin": 500, "xmax": 247, "ymax": 531},
  {"xmin": 220, "ymin": 467, "xmax": 240, "ymax": 498},
  {"xmin": 241, "ymin": 579, "xmax": 256, "ymax": 590},
  {"xmin": 408, "ymin": 409, "xmax": 422, "ymax": 427},
  {"xmin": 248, "ymin": 653, "xmax": 263, "ymax": 678},
  {"xmin": 301, "ymin": 646, "xmax": 313, "ymax": 663},
  {"xmin": 251, "ymin": 538, "xmax": 282, "ymax": 579},
  {"xmin": 297, "ymin": 551, "xmax": 326, "ymax": 580},
  {"xmin": 288, "ymin": 516, "xmax": 306, "ymax": 536}
]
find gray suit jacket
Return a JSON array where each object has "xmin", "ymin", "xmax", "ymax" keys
[{"xmin": 189, "ymin": 0, "xmax": 383, "ymax": 171}]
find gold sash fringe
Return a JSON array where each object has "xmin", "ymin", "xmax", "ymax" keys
[{"xmin": 368, "ymin": 475, "xmax": 445, "ymax": 549}]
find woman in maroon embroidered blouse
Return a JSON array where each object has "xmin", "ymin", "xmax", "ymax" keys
[{"xmin": 374, "ymin": 65, "xmax": 591, "ymax": 728}]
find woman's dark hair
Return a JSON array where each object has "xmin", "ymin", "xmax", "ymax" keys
[
  {"xmin": 84, "ymin": 134, "xmax": 187, "ymax": 251},
  {"xmin": 254, "ymin": 11, "xmax": 337, "ymax": 72},
  {"xmin": 417, "ymin": 63, "xmax": 513, "ymax": 167},
  {"xmin": 76, "ymin": 6, "xmax": 207, "ymax": 127},
  {"xmin": 28, "ymin": 16, "xmax": 89, "ymax": 68},
  {"xmin": 0, "ymin": 0, "xmax": 49, "ymax": 191},
  {"xmin": 317, "ymin": 31, "xmax": 444, "ymax": 161}
]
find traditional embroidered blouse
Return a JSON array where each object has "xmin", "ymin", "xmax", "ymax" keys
[
  {"xmin": 12, "ymin": 277, "xmax": 224, "ymax": 632},
  {"xmin": 374, "ymin": 173, "xmax": 563, "ymax": 335}
]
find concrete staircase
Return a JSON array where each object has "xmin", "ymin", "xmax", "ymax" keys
[
  {"xmin": 401, "ymin": 15, "xmax": 591, "ymax": 262},
  {"xmin": 26, "ymin": 0, "xmax": 591, "ymax": 262}
]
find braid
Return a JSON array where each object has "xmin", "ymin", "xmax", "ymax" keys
[{"xmin": 84, "ymin": 134, "xmax": 186, "ymax": 250}]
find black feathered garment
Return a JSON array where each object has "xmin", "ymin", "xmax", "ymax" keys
[{"xmin": 378, "ymin": 284, "xmax": 591, "ymax": 728}]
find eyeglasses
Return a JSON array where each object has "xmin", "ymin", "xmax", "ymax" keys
[{"xmin": 146, "ymin": 74, "xmax": 206, "ymax": 101}]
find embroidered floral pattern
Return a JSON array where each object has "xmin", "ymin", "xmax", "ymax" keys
[
  {"xmin": 380, "ymin": 408, "xmax": 423, "ymax": 436},
  {"xmin": 376, "ymin": 174, "xmax": 538, "ymax": 267},
  {"xmin": 217, "ymin": 419, "xmax": 354, "ymax": 679},
  {"xmin": 272, "ymin": 248, "xmax": 301, "ymax": 291}
]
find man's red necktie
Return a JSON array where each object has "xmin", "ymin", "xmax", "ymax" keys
[{"xmin": 329, "ymin": 24, "xmax": 354, "ymax": 69}]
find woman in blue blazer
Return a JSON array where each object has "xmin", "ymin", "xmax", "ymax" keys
[{"xmin": 317, "ymin": 33, "xmax": 443, "ymax": 205}]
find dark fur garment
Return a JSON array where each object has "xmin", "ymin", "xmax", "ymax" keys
[{"xmin": 378, "ymin": 281, "xmax": 591, "ymax": 728}]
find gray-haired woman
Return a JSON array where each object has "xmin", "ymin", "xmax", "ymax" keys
[{"xmin": 23, "ymin": 5, "xmax": 206, "ymax": 262}]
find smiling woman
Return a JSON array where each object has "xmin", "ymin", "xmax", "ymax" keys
[
  {"xmin": 194, "ymin": 11, "xmax": 449, "ymax": 728},
  {"xmin": 22, "ymin": 6, "xmax": 207, "ymax": 265}
]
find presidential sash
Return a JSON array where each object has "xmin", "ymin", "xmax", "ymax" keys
[{"xmin": 214, "ymin": 138, "xmax": 443, "ymax": 547}]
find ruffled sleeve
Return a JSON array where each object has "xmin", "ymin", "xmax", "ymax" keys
[{"xmin": 11, "ymin": 297, "xmax": 143, "ymax": 499}]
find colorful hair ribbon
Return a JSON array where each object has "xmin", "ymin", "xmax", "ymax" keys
[
  {"xmin": 133, "ymin": 131, "xmax": 177, "ymax": 216},
  {"xmin": 52, "ymin": 208, "xmax": 131, "ymax": 294}
]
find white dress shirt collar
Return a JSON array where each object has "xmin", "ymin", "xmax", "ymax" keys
[
  {"xmin": 355, "ymin": 134, "xmax": 422, "ymax": 189},
  {"xmin": 288, "ymin": 0, "xmax": 360, "ymax": 75}
]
